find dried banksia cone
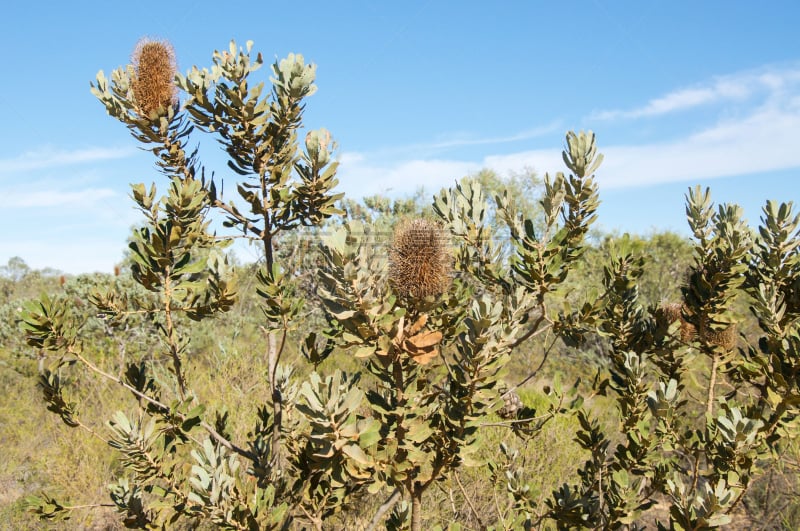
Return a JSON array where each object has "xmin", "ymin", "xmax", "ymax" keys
[
  {"xmin": 658, "ymin": 302, "xmax": 682, "ymax": 324},
  {"xmin": 130, "ymin": 38, "xmax": 178, "ymax": 117},
  {"xmin": 389, "ymin": 218, "xmax": 452, "ymax": 300},
  {"xmin": 701, "ymin": 324, "xmax": 738, "ymax": 351},
  {"xmin": 657, "ymin": 302, "xmax": 697, "ymax": 343},
  {"xmin": 499, "ymin": 390, "xmax": 523, "ymax": 420},
  {"xmin": 658, "ymin": 302, "xmax": 737, "ymax": 350},
  {"xmin": 681, "ymin": 321, "xmax": 698, "ymax": 343}
]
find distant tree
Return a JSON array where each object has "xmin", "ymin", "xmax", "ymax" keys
[{"xmin": 1, "ymin": 256, "xmax": 32, "ymax": 282}]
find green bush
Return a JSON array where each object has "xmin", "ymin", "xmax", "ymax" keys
[{"xmin": 12, "ymin": 38, "xmax": 800, "ymax": 530}]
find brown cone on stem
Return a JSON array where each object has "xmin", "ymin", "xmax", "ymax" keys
[
  {"xmin": 130, "ymin": 38, "xmax": 178, "ymax": 118},
  {"xmin": 389, "ymin": 218, "xmax": 452, "ymax": 300}
]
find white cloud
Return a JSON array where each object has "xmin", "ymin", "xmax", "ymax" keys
[
  {"xmin": 340, "ymin": 93, "xmax": 800, "ymax": 196},
  {"xmin": 338, "ymin": 157, "xmax": 481, "ymax": 198},
  {"xmin": 0, "ymin": 146, "xmax": 135, "ymax": 174},
  {"xmin": 599, "ymin": 107, "xmax": 800, "ymax": 188},
  {"xmin": 335, "ymin": 123, "xmax": 565, "ymax": 198},
  {"xmin": 344, "ymin": 123, "xmax": 563, "ymax": 161},
  {"xmin": 404, "ymin": 122, "xmax": 562, "ymax": 151},
  {"xmin": 483, "ymin": 103, "xmax": 800, "ymax": 189},
  {"xmin": 592, "ymin": 65, "xmax": 800, "ymax": 120},
  {"xmin": 0, "ymin": 187, "xmax": 117, "ymax": 208},
  {"xmin": 336, "ymin": 63, "xmax": 800, "ymax": 195},
  {"xmin": 484, "ymin": 149, "xmax": 564, "ymax": 179}
]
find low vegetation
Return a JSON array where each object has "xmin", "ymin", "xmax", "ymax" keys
[{"xmin": 1, "ymin": 39, "xmax": 799, "ymax": 530}]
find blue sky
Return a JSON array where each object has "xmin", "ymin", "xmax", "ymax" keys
[{"xmin": 2, "ymin": 1, "xmax": 799, "ymax": 274}]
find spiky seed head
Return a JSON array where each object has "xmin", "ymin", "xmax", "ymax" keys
[
  {"xmin": 389, "ymin": 218, "xmax": 452, "ymax": 300},
  {"xmin": 658, "ymin": 302, "xmax": 682, "ymax": 323},
  {"xmin": 658, "ymin": 302, "xmax": 737, "ymax": 350},
  {"xmin": 130, "ymin": 38, "xmax": 177, "ymax": 117},
  {"xmin": 658, "ymin": 302, "xmax": 697, "ymax": 343},
  {"xmin": 680, "ymin": 321, "xmax": 698, "ymax": 343},
  {"xmin": 702, "ymin": 325, "xmax": 738, "ymax": 351}
]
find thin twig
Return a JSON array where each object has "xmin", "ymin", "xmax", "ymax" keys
[
  {"xmin": 477, "ymin": 408, "xmax": 558, "ymax": 428},
  {"xmin": 504, "ymin": 329, "xmax": 557, "ymax": 398},
  {"xmin": 298, "ymin": 504, "xmax": 323, "ymax": 531},
  {"xmin": 707, "ymin": 352, "xmax": 720, "ymax": 416},
  {"xmin": 509, "ymin": 315, "xmax": 549, "ymax": 350},
  {"xmin": 366, "ymin": 488, "xmax": 402, "ymax": 531},
  {"xmin": 444, "ymin": 484, "xmax": 457, "ymax": 519},
  {"xmin": 492, "ymin": 487, "xmax": 507, "ymax": 530},
  {"xmin": 212, "ymin": 198, "xmax": 262, "ymax": 239},
  {"xmin": 491, "ymin": 332, "xmax": 559, "ymax": 416},
  {"xmin": 64, "ymin": 503, "xmax": 116, "ymax": 511},
  {"xmin": 73, "ymin": 351, "xmax": 257, "ymax": 461},
  {"xmin": 75, "ymin": 418, "xmax": 107, "ymax": 445},
  {"xmin": 454, "ymin": 471, "xmax": 484, "ymax": 529}
]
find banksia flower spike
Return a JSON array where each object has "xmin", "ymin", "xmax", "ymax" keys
[
  {"xmin": 130, "ymin": 38, "xmax": 178, "ymax": 118},
  {"xmin": 389, "ymin": 218, "xmax": 453, "ymax": 300}
]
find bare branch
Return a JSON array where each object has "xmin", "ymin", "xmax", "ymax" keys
[
  {"xmin": 73, "ymin": 351, "xmax": 257, "ymax": 461},
  {"xmin": 366, "ymin": 488, "xmax": 402, "ymax": 531},
  {"xmin": 454, "ymin": 471, "xmax": 484, "ymax": 529}
]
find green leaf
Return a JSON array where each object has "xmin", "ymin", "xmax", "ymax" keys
[
  {"xmin": 354, "ymin": 345, "xmax": 375, "ymax": 358},
  {"xmin": 406, "ymin": 422, "xmax": 433, "ymax": 443},
  {"xmin": 342, "ymin": 443, "xmax": 371, "ymax": 465}
]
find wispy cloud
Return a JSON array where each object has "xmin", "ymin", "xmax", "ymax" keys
[
  {"xmin": 338, "ymin": 157, "xmax": 481, "ymax": 198},
  {"xmin": 0, "ymin": 146, "xmax": 135, "ymax": 174},
  {"xmin": 0, "ymin": 187, "xmax": 117, "ymax": 208},
  {"xmin": 599, "ymin": 105, "xmax": 800, "ymax": 188},
  {"xmin": 340, "ymin": 95, "xmax": 800, "ymax": 195},
  {"xmin": 336, "ymin": 124, "xmax": 563, "ymax": 197},
  {"xmin": 337, "ymin": 64, "xmax": 800, "ymax": 196},
  {"xmin": 351, "ymin": 122, "xmax": 562, "ymax": 160},
  {"xmin": 484, "ymin": 102, "xmax": 800, "ymax": 189},
  {"xmin": 403, "ymin": 122, "xmax": 562, "ymax": 151},
  {"xmin": 591, "ymin": 65, "xmax": 800, "ymax": 120}
]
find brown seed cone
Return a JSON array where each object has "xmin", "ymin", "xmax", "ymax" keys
[
  {"xmin": 499, "ymin": 390, "xmax": 523, "ymax": 420},
  {"xmin": 690, "ymin": 313, "xmax": 738, "ymax": 350},
  {"xmin": 655, "ymin": 302, "xmax": 695, "ymax": 342},
  {"xmin": 131, "ymin": 38, "xmax": 178, "ymax": 117},
  {"xmin": 700, "ymin": 321, "xmax": 738, "ymax": 351},
  {"xmin": 680, "ymin": 321, "xmax": 698, "ymax": 344},
  {"xmin": 389, "ymin": 219, "xmax": 452, "ymax": 300},
  {"xmin": 658, "ymin": 302, "xmax": 682, "ymax": 324},
  {"xmin": 658, "ymin": 302, "xmax": 737, "ymax": 350}
]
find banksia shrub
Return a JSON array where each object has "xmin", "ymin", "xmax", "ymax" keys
[
  {"xmin": 27, "ymin": 43, "xmax": 800, "ymax": 529},
  {"xmin": 389, "ymin": 218, "xmax": 452, "ymax": 300},
  {"xmin": 130, "ymin": 38, "xmax": 177, "ymax": 117}
]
